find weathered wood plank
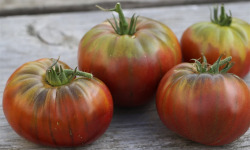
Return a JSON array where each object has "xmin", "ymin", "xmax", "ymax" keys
[
  {"xmin": 0, "ymin": 1, "xmax": 249, "ymax": 150},
  {"xmin": 0, "ymin": 0, "xmax": 249, "ymax": 16}
]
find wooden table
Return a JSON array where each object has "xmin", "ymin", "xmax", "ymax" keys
[{"xmin": 0, "ymin": 1, "xmax": 249, "ymax": 149}]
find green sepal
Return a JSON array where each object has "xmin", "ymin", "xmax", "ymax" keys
[
  {"xmin": 193, "ymin": 55, "xmax": 234, "ymax": 74},
  {"xmin": 210, "ymin": 4, "xmax": 232, "ymax": 26},
  {"xmin": 46, "ymin": 59, "xmax": 93, "ymax": 86},
  {"xmin": 96, "ymin": 3, "xmax": 139, "ymax": 35},
  {"xmin": 220, "ymin": 62, "xmax": 234, "ymax": 73}
]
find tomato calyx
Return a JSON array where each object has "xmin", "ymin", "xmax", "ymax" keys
[
  {"xmin": 46, "ymin": 58, "xmax": 93, "ymax": 86},
  {"xmin": 210, "ymin": 4, "xmax": 232, "ymax": 26},
  {"xmin": 96, "ymin": 3, "xmax": 138, "ymax": 35},
  {"xmin": 192, "ymin": 55, "xmax": 234, "ymax": 74}
]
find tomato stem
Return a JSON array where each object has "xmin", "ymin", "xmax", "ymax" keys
[
  {"xmin": 210, "ymin": 4, "xmax": 232, "ymax": 26},
  {"xmin": 46, "ymin": 58, "xmax": 93, "ymax": 86},
  {"xmin": 96, "ymin": 3, "xmax": 138, "ymax": 35},
  {"xmin": 193, "ymin": 55, "xmax": 234, "ymax": 74}
]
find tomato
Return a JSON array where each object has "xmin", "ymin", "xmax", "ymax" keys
[
  {"xmin": 78, "ymin": 3, "xmax": 182, "ymax": 107},
  {"xmin": 156, "ymin": 56, "xmax": 250, "ymax": 146},
  {"xmin": 3, "ymin": 58, "xmax": 113, "ymax": 147},
  {"xmin": 181, "ymin": 5, "xmax": 250, "ymax": 77}
]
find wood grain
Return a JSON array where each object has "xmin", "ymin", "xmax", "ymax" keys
[
  {"xmin": 0, "ymin": 0, "xmax": 249, "ymax": 16},
  {"xmin": 0, "ymin": 1, "xmax": 249, "ymax": 149}
]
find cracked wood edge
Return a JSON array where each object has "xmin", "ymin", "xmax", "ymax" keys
[{"xmin": 0, "ymin": 0, "xmax": 249, "ymax": 16}]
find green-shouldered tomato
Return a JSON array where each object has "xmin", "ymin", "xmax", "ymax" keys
[
  {"xmin": 3, "ymin": 58, "xmax": 113, "ymax": 147},
  {"xmin": 78, "ymin": 3, "xmax": 182, "ymax": 107},
  {"xmin": 156, "ymin": 55, "xmax": 250, "ymax": 146},
  {"xmin": 181, "ymin": 5, "xmax": 250, "ymax": 77}
]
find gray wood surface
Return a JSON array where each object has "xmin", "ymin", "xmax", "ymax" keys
[
  {"xmin": 0, "ymin": 0, "xmax": 248, "ymax": 16},
  {"xmin": 0, "ymin": 1, "xmax": 249, "ymax": 149}
]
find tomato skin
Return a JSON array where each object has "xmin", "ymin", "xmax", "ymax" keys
[
  {"xmin": 78, "ymin": 17, "xmax": 182, "ymax": 107},
  {"xmin": 156, "ymin": 63, "xmax": 250, "ymax": 146},
  {"xmin": 181, "ymin": 18, "xmax": 250, "ymax": 77},
  {"xmin": 3, "ymin": 58, "xmax": 113, "ymax": 147}
]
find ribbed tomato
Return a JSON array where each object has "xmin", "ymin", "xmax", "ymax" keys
[
  {"xmin": 78, "ymin": 3, "xmax": 182, "ymax": 107},
  {"xmin": 156, "ymin": 56, "xmax": 250, "ymax": 146},
  {"xmin": 181, "ymin": 5, "xmax": 250, "ymax": 77},
  {"xmin": 3, "ymin": 58, "xmax": 113, "ymax": 147}
]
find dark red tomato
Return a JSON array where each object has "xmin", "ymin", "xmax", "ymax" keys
[
  {"xmin": 78, "ymin": 3, "xmax": 182, "ymax": 107},
  {"xmin": 156, "ymin": 56, "xmax": 250, "ymax": 146},
  {"xmin": 181, "ymin": 5, "xmax": 250, "ymax": 77},
  {"xmin": 3, "ymin": 58, "xmax": 113, "ymax": 147}
]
